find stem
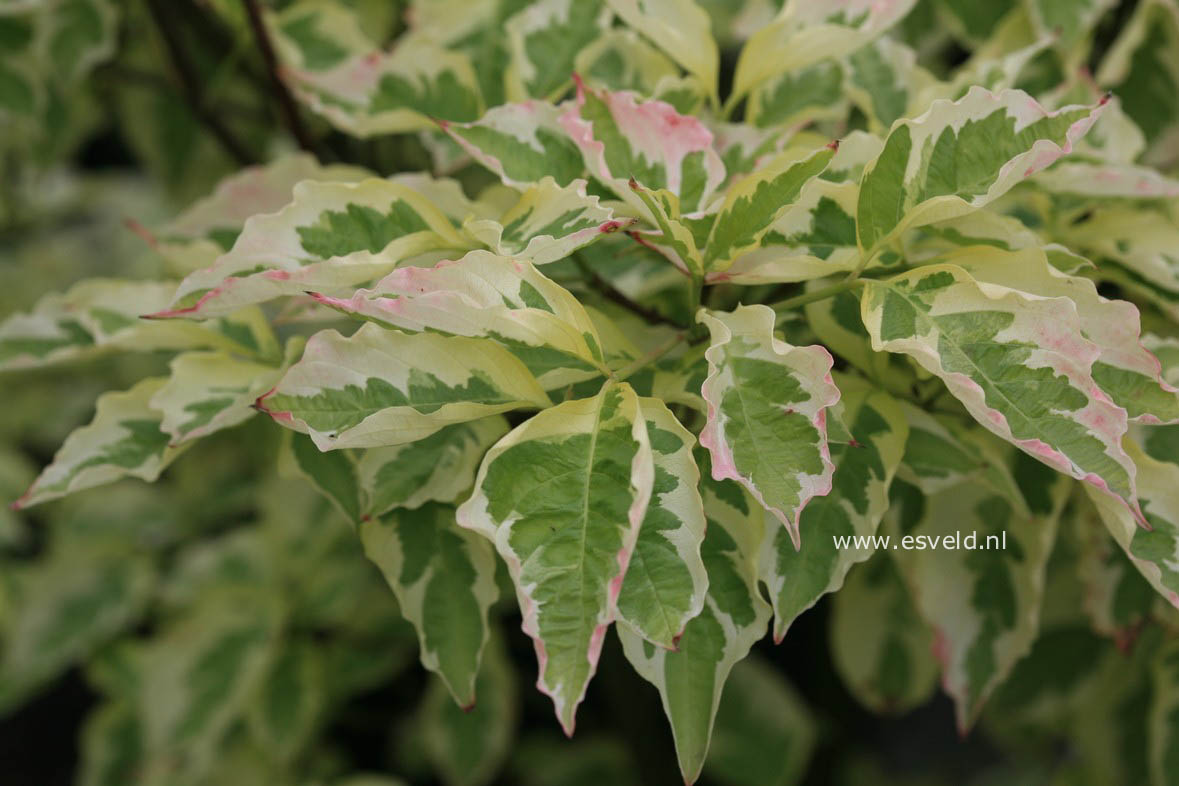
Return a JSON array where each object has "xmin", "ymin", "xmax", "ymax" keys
[
  {"xmin": 613, "ymin": 331, "xmax": 687, "ymax": 382},
  {"xmin": 241, "ymin": 0, "xmax": 318, "ymax": 154},
  {"xmin": 145, "ymin": 0, "xmax": 255, "ymax": 165},
  {"xmin": 573, "ymin": 255, "xmax": 683, "ymax": 329},
  {"xmin": 770, "ymin": 278, "xmax": 866, "ymax": 316}
]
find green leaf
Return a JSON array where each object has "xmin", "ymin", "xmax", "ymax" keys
[
  {"xmin": 758, "ymin": 375, "xmax": 909, "ymax": 641},
  {"xmin": 699, "ymin": 304, "xmax": 840, "ymax": 547},
  {"xmin": 856, "ymin": 87, "xmax": 1106, "ymax": 255},
  {"xmin": 703, "ymin": 655, "xmax": 816, "ymax": 786},
  {"xmin": 458, "ymin": 382, "xmax": 654, "ymax": 734},
  {"xmin": 831, "ymin": 549, "xmax": 939, "ymax": 714},
  {"xmin": 361, "ymin": 503, "xmax": 499, "ymax": 707},
  {"xmin": 617, "ymin": 452, "xmax": 770, "ymax": 784},
  {"xmin": 616, "ymin": 397, "xmax": 708, "ymax": 649},
  {"xmin": 861, "ymin": 264, "xmax": 1142, "ymax": 521},
  {"xmin": 258, "ymin": 322, "xmax": 550, "ymax": 450},
  {"xmin": 1150, "ymin": 637, "xmax": 1179, "ymax": 786},
  {"xmin": 14, "ymin": 378, "xmax": 186, "ymax": 509}
]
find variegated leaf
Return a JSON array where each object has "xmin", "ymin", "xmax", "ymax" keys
[
  {"xmin": 153, "ymin": 179, "xmax": 467, "ymax": 319},
  {"xmin": 282, "ymin": 432, "xmax": 363, "ymax": 523},
  {"xmin": 504, "ymin": 0, "xmax": 611, "ymax": 101},
  {"xmin": 560, "ymin": 80, "xmax": 726, "ymax": 215},
  {"xmin": 844, "ymin": 37, "xmax": 937, "ymax": 132},
  {"xmin": 1096, "ymin": 0, "xmax": 1179, "ymax": 165},
  {"xmin": 616, "ymin": 397, "xmax": 707, "ymax": 649},
  {"xmin": 701, "ymin": 144, "xmax": 835, "ymax": 272},
  {"xmin": 0, "ymin": 539, "xmax": 154, "ymax": 713},
  {"xmin": 0, "ymin": 279, "xmax": 279, "ymax": 370},
  {"xmin": 1086, "ymin": 439, "xmax": 1179, "ymax": 609},
  {"xmin": 617, "ymin": 452, "xmax": 770, "ymax": 784},
  {"xmin": 703, "ymin": 655, "xmax": 816, "ymax": 786},
  {"xmin": 443, "ymin": 101, "xmax": 586, "ymax": 188},
  {"xmin": 13, "ymin": 378, "xmax": 186, "ymax": 509},
  {"xmin": 358, "ymin": 417, "xmax": 509, "ymax": 518},
  {"xmin": 605, "ymin": 0, "xmax": 719, "ymax": 105},
  {"xmin": 457, "ymin": 382, "xmax": 654, "ymax": 735},
  {"xmin": 830, "ymin": 549, "xmax": 939, "ymax": 714},
  {"xmin": 895, "ymin": 403, "xmax": 1027, "ymax": 504},
  {"xmin": 419, "ymin": 632, "xmax": 517, "ymax": 786},
  {"xmin": 758, "ymin": 375, "xmax": 908, "ymax": 641},
  {"xmin": 891, "ymin": 470, "xmax": 1068, "ymax": 730},
  {"xmin": 79, "ymin": 701, "xmax": 142, "ymax": 786},
  {"xmin": 856, "ymin": 88, "xmax": 1106, "ymax": 255},
  {"xmin": 626, "ymin": 179, "xmax": 707, "ymax": 275},
  {"xmin": 310, "ymin": 250, "xmax": 610, "ymax": 390},
  {"xmin": 1072, "ymin": 490, "xmax": 1158, "ymax": 639},
  {"xmin": 1034, "ymin": 162, "xmax": 1179, "ymax": 199},
  {"xmin": 360, "ymin": 502, "xmax": 499, "ymax": 707},
  {"xmin": 574, "ymin": 28, "xmax": 680, "ymax": 96},
  {"xmin": 861, "ymin": 264, "xmax": 1141, "ymax": 518},
  {"xmin": 699, "ymin": 304, "xmax": 840, "ymax": 547},
  {"xmin": 1027, "ymin": 0, "xmax": 1118, "ymax": 55},
  {"xmin": 746, "ymin": 60, "xmax": 847, "ymax": 130},
  {"xmin": 257, "ymin": 322, "xmax": 550, "ymax": 450},
  {"xmin": 462, "ymin": 177, "xmax": 629, "ymax": 264},
  {"xmin": 138, "ymin": 595, "xmax": 281, "ymax": 783},
  {"xmin": 148, "ymin": 152, "xmax": 371, "ymax": 274},
  {"xmin": 730, "ymin": 0, "xmax": 917, "ymax": 108},
  {"xmin": 151, "ymin": 351, "xmax": 282, "ymax": 444},
  {"xmin": 953, "ymin": 245, "xmax": 1179, "ymax": 424},
  {"xmin": 1068, "ymin": 207, "xmax": 1179, "ymax": 304},
  {"xmin": 1150, "ymin": 637, "xmax": 1179, "ymax": 786},
  {"xmin": 718, "ymin": 189, "xmax": 859, "ymax": 286},
  {"xmin": 272, "ymin": 3, "xmax": 483, "ymax": 136},
  {"xmin": 246, "ymin": 640, "xmax": 325, "ymax": 762}
]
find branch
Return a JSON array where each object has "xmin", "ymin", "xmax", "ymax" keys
[
  {"xmin": 144, "ymin": 0, "xmax": 254, "ymax": 166},
  {"xmin": 240, "ymin": 0, "xmax": 318, "ymax": 155},
  {"xmin": 572, "ymin": 255, "xmax": 684, "ymax": 329}
]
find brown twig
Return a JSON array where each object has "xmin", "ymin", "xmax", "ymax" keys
[
  {"xmin": 240, "ymin": 0, "xmax": 318, "ymax": 155},
  {"xmin": 571, "ymin": 255, "xmax": 683, "ymax": 329},
  {"xmin": 144, "ymin": 0, "xmax": 255, "ymax": 165}
]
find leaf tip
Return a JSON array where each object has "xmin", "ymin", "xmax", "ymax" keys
[{"xmin": 826, "ymin": 139, "xmax": 840, "ymax": 151}]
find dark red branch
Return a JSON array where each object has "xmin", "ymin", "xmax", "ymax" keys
[
  {"xmin": 144, "ymin": 0, "xmax": 255, "ymax": 165},
  {"xmin": 240, "ymin": 0, "xmax": 318, "ymax": 155}
]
